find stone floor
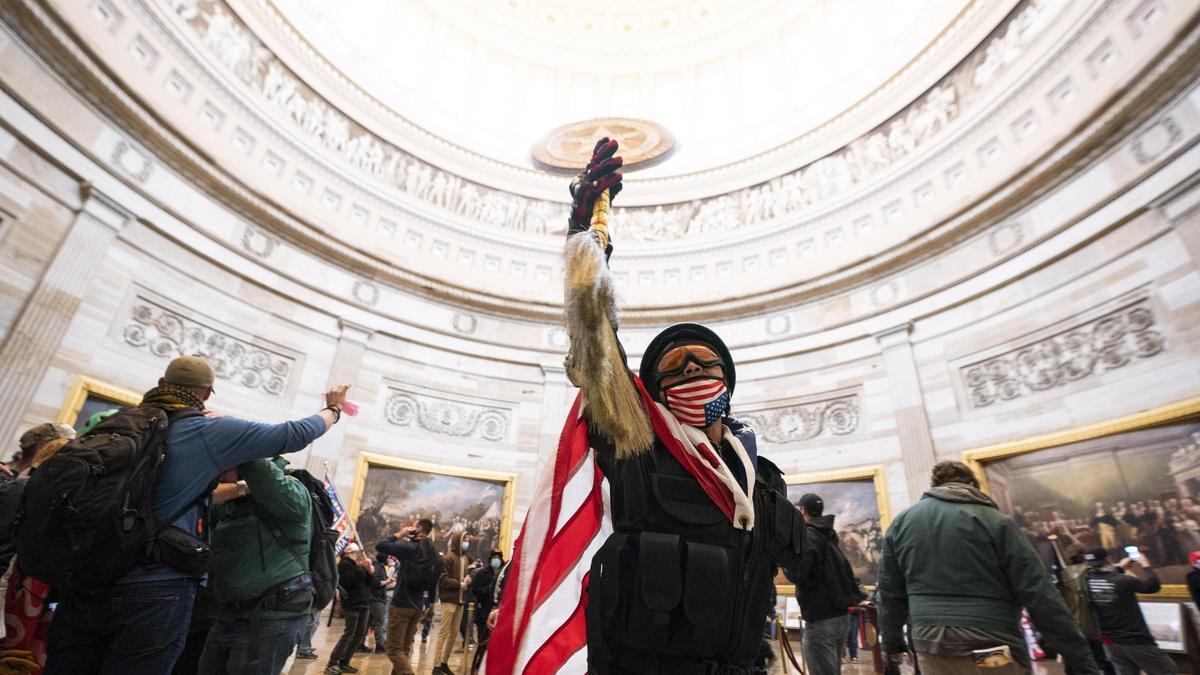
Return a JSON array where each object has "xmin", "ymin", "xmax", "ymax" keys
[{"xmin": 285, "ymin": 615, "xmax": 1067, "ymax": 674}]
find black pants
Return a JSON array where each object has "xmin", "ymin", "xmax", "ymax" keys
[{"xmin": 330, "ymin": 607, "xmax": 369, "ymax": 665}]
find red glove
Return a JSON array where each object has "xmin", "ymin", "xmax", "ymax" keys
[{"xmin": 568, "ymin": 137, "xmax": 623, "ymax": 234}]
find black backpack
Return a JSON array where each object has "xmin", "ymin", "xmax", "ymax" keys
[
  {"xmin": 822, "ymin": 533, "xmax": 866, "ymax": 609},
  {"xmin": 403, "ymin": 538, "xmax": 442, "ymax": 593},
  {"xmin": 15, "ymin": 407, "xmax": 201, "ymax": 590}
]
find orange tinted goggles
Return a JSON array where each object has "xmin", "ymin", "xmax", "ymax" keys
[{"xmin": 656, "ymin": 344, "xmax": 724, "ymax": 377}]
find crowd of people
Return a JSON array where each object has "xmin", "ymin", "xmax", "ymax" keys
[{"xmin": 1014, "ymin": 497, "xmax": 1200, "ymax": 570}]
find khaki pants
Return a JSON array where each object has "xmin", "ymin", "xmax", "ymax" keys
[
  {"xmin": 917, "ymin": 651, "xmax": 1030, "ymax": 675},
  {"xmin": 384, "ymin": 606, "xmax": 423, "ymax": 675},
  {"xmin": 434, "ymin": 602, "xmax": 464, "ymax": 666}
]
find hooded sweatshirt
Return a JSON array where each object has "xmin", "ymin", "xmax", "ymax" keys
[
  {"xmin": 438, "ymin": 530, "xmax": 469, "ymax": 603},
  {"xmin": 877, "ymin": 483, "xmax": 1097, "ymax": 672},
  {"xmin": 783, "ymin": 514, "xmax": 849, "ymax": 622}
]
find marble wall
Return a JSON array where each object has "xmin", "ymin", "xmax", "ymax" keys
[{"xmin": 0, "ymin": 0, "xmax": 1198, "ymax": 539}]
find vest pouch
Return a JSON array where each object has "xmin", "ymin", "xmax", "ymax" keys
[
  {"xmin": 263, "ymin": 572, "xmax": 315, "ymax": 613},
  {"xmin": 153, "ymin": 525, "xmax": 211, "ymax": 577},
  {"xmin": 683, "ymin": 542, "xmax": 729, "ymax": 627},
  {"xmin": 604, "ymin": 532, "xmax": 730, "ymax": 660},
  {"xmin": 650, "ymin": 474, "xmax": 729, "ymax": 540}
]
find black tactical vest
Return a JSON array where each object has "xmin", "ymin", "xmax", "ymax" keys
[{"xmin": 585, "ymin": 428, "xmax": 805, "ymax": 674}]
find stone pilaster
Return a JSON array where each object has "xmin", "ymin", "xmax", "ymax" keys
[
  {"xmin": 0, "ymin": 184, "xmax": 129, "ymax": 446},
  {"xmin": 303, "ymin": 319, "xmax": 373, "ymax": 475},
  {"xmin": 876, "ymin": 323, "xmax": 938, "ymax": 502},
  {"xmin": 535, "ymin": 359, "xmax": 576, "ymax": 479}
]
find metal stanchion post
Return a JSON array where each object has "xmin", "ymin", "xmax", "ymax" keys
[{"xmin": 462, "ymin": 602, "xmax": 476, "ymax": 674}]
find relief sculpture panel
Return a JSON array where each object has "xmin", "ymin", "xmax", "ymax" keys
[
  {"xmin": 121, "ymin": 294, "xmax": 298, "ymax": 397},
  {"xmin": 961, "ymin": 299, "xmax": 1166, "ymax": 408}
]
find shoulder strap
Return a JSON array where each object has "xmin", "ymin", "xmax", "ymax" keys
[
  {"xmin": 153, "ymin": 408, "xmax": 212, "ymax": 535},
  {"xmin": 249, "ymin": 499, "xmax": 309, "ymax": 572}
]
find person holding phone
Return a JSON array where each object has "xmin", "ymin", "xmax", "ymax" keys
[{"xmin": 1083, "ymin": 546, "xmax": 1177, "ymax": 674}]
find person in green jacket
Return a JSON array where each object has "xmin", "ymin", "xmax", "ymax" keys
[
  {"xmin": 877, "ymin": 461, "xmax": 1099, "ymax": 674},
  {"xmin": 198, "ymin": 457, "xmax": 314, "ymax": 675}
]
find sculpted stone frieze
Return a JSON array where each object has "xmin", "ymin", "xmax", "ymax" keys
[
  {"xmin": 384, "ymin": 388, "xmax": 511, "ymax": 442},
  {"xmin": 961, "ymin": 299, "xmax": 1166, "ymax": 408},
  {"xmin": 122, "ymin": 295, "xmax": 297, "ymax": 396},
  {"xmin": 164, "ymin": 0, "xmax": 1057, "ymax": 241},
  {"xmin": 738, "ymin": 395, "xmax": 860, "ymax": 444}
]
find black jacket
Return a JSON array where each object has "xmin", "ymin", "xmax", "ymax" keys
[
  {"xmin": 370, "ymin": 554, "xmax": 390, "ymax": 602},
  {"xmin": 785, "ymin": 515, "xmax": 849, "ymax": 622},
  {"xmin": 338, "ymin": 556, "xmax": 372, "ymax": 611},
  {"xmin": 376, "ymin": 536, "xmax": 431, "ymax": 609}
]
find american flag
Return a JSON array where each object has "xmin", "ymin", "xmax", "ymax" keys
[
  {"xmin": 485, "ymin": 376, "xmax": 749, "ymax": 674},
  {"xmin": 322, "ymin": 469, "xmax": 352, "ymax": 555},
  {"xmin": 662, "ymin": 377, "xmax": 727, "ymax": 426}
]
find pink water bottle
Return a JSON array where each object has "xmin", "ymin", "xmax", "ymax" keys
[{"xmin": 342, "ymin": 400, "xmax": 360, "ymax": 417}]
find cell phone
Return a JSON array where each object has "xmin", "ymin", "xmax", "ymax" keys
[{"xmin": 1124, "ymin": 545, "xmax": 1141, "ymax": 561}]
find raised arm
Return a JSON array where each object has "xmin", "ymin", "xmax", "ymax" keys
[
  {"xmin": 207, "ymin": 385, "xmax": 350, "ymax": 468},
  {"xmin": 563, "ymin": 139, "xmax": 652, "ymax": 458}
]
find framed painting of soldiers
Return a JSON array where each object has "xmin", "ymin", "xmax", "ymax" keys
[
  {"xmin": 349, "ymin": 452, "xmax": 517, "ymax": 563},
  {"xmin": 963, "ymin": 397, "xmax": 1200, "ymax": 596},
  {"xmin": 777, "ymin": 465, "xmax": 891, "ymax": 594},
  {"xmin": 56, "ymin": 376, "xmax": 140, "ymax": 430}
]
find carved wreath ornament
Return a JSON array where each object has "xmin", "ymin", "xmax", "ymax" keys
[
  {"xmin": 739, "ymin": 396, "xmax": 860, "ymax": 444},
  {"xmin": 123, "ymin": 298, "xmax": 294, "ymax": 396},
  {"xmin": 962, "ymin": 301, "xmax": 1165, "ymax": 408},
  {"xmin": 384, "ymin": 391, "xmax": 510, "ymax": 442}
]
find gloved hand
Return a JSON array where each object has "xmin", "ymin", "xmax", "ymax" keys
[{"xmin": 568, "ymin": 137, "xmax": 623, "ymax": 235}]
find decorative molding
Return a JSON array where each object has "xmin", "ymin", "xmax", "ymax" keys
[
  {"xmin": 765, "ymin": 314, "xmax": 791, "ymax": 336},
  {"xmin": 111, "ymin": 139, "xmax": 153, "ymax": 183},
  {"xmin": 451, "ymin": 312, "xmax": 477, "ymax": 334},
  {"xmin": 121, "ymin": 294, "xmax": 298, "ymax": 397},
  {"xmin": 987, "ymin": 220, "xmax": 1025, "ymax": 256},
  {"xmin": 351, "ymin": 279, "xmax": 379, "ymax": 306},
  {"xmin": 739, "ymin": 394, "xmax": 860, "ymax": 444},
  {"xmin": 241, "ymin": 226, "xmax": 277, "ymax": 258},
  {"xmin": 383, "ymin": 387, "xmax": 511, "ymax": 442},
  {"xmin": 1131, "ymin": 115, "xmax": 1182, "ymax": 164},
  {"xmin": 961, "ymin": 298, "xmax": 1166, "ymax": 408},
  {"xmin": 166, "ymin": 0, "xmax": 1058, "ymax": 241}
]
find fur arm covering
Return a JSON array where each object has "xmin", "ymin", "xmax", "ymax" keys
[{"xmin": 563, "ymin": 232, "xmax": 653, "ymax": 458}]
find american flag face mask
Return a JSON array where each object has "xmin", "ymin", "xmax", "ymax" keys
[{"xmin": 662, "ymin": 376, "xmax": 730, "ymax": 427}]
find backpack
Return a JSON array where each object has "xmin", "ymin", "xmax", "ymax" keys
[
  {"xmin": 1061, "ymin": 564, "xmax": 1099, "ymax": 639},
  {"xmin": 15, "ymin": 407, "xmax": 203, "ymax": 590},
  {"xmin": 257, "ymin": 468, "xmax": 339, "ymax": 612},
  {"xmin": 403, "ymin": 538, "xmax": 442, "ymax": 593},
  {"xmin": 822, "ymin": 533, "xmax": 866, "ymax": 609}
]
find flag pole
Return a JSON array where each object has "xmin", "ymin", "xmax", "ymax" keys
[{"xmin": 323, "ymin": 460, "xmax": 369, "ymax": 562}]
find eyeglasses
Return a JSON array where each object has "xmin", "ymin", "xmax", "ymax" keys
[{"xmin": 656, "ymin": 344, "xmax": 724, "ymax": 378}]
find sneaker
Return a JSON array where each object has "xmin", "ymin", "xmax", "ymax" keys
[
  {"xmin": 338, "ymin": 664, "xmax": 360, "ymax": 674},
  {"xmin": 375, "ymin": 646, "xmax": 387, "ymax": 653},
  {"xmin": 356, "ymin": 644, "xmax": 371, "ymax": 653},
  {"xmin": 323, "ymin": 667, "xmax": 341, "ymax": 675},
  {"xmin": 296, "ymin": 650, "xmax": 318, "ymax": 660}
]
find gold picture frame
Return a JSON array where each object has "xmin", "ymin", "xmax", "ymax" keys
[
  {"xmin": 963, "ymin": 397, "xmax": 1200, "ymax": 600},
  {"xmin": 348, "ymin": 451, "xmax": 518, "ymax": 557},
  {"xmin": 56, "ymin": 376, "xmax": 141, "ymax": 427},
  {"xmin": 777, "ymin": 465, "xmax": 892, "ymax": 596}
]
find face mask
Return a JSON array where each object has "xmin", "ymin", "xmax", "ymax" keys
[
  {"xmin": 662, "ymin": 376, "xmax": 729, "ymax": 428},
  {"xmin": 490, "ymin": 558, "xmax": 501, "ymax": 569},
  {"xmin": 460, "ymin": 541, "xmax": 470, "ymax": 553}
]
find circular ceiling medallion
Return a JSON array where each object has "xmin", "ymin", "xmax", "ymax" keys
[{"xmin": 530, "ymin": 118, "xmax": 676, "ymax": 174}]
